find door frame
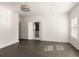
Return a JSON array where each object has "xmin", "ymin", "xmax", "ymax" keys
[
  {"xmin": 28, "ymin": 21, "xmax": 42, "ymax": 41},
  {"xmin": 33, "ymin": 21, "xmax": 42, "ymax": 40}
]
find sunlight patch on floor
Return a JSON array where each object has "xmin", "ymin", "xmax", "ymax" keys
[
  {"xmin": 43, "ymin": 45, "xmax": 65, "ymax": 51},
  {"xmin": 44, "ymin": 45, "xmax": 54, "ymax": 51},
  {"xmin": 56, "ymin": 45, "xmax": 65, "ymax": 51}
]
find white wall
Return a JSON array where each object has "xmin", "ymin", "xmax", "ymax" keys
[
  {"xmin": 19, "ymin": 13, "xmax": 69, "ymax": 43},
  {"xmin": 19, "ymin": 3, "xmax": 71, "ymax": 43},
  {"xmin": 28, "ymin": 22, "xmax": 34, "ymax": 39},
  {"xmin": 19, "ymin": 15, "xmax": 28, "ymax": 39},
  {"xmin": 0, "ymin": 6, "xmax": 19, "ymax": 49},
  {"xmin": 41, "ymin": 14, "xmax": 69, "ymax": 42}
]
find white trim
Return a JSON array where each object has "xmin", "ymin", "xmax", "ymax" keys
[
  {"xmin": 42, "ymin": 39, "xmax": 69, "ymax": 43},
  {"xmin": 0, "ymin": 40, "xmax": 19, "ymax": 49}
]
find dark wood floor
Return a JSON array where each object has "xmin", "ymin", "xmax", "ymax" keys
[{"xmin": 0, "ymin": 39, "xmax": 79, "ymax": 57}]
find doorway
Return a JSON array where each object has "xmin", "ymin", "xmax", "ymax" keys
[
  {"xmin": 28, "ymin": 21, "xmax": 41, "ymax": 40},
  {"xmin": 34, "ymin": 22, "xmax": 40, "ymax": 40}
]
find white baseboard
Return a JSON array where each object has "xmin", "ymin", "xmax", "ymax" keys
[
  {"xmin": 20, "ymin": 38, "xmax": 69, "ymax": 43},
  {"xmin": 70, "ymin": 39, "xmax": 79, "ymax": 51},
  {"xmin": 0, "ymin": 40, "xmax": 19, "ymax": 49},
  {"xmin": 41, "ymin": 39, "xmax": 69, "ymax": 43}
]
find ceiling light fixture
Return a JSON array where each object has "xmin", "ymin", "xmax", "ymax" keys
[{"xmin": 20, "ymin": 3, "xmax": 31, "ymax": 12}]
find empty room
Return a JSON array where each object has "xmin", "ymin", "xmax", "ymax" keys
[{"xmin": 0, "ymin": 2, "xmax": 79, "ymax": 57}]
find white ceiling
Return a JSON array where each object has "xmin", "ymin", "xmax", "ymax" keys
[{"xmin": 0, "ymin": 2, "xmax": 77, "ymax": 15}]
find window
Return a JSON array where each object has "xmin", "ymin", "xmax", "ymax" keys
[
  {"xmin": 71, "ymin": 17, "xmax": 78, "ymax": 28},
  {"xmin": 71, "ymin": 17, "xmax": 78, "ymax": 39}
]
